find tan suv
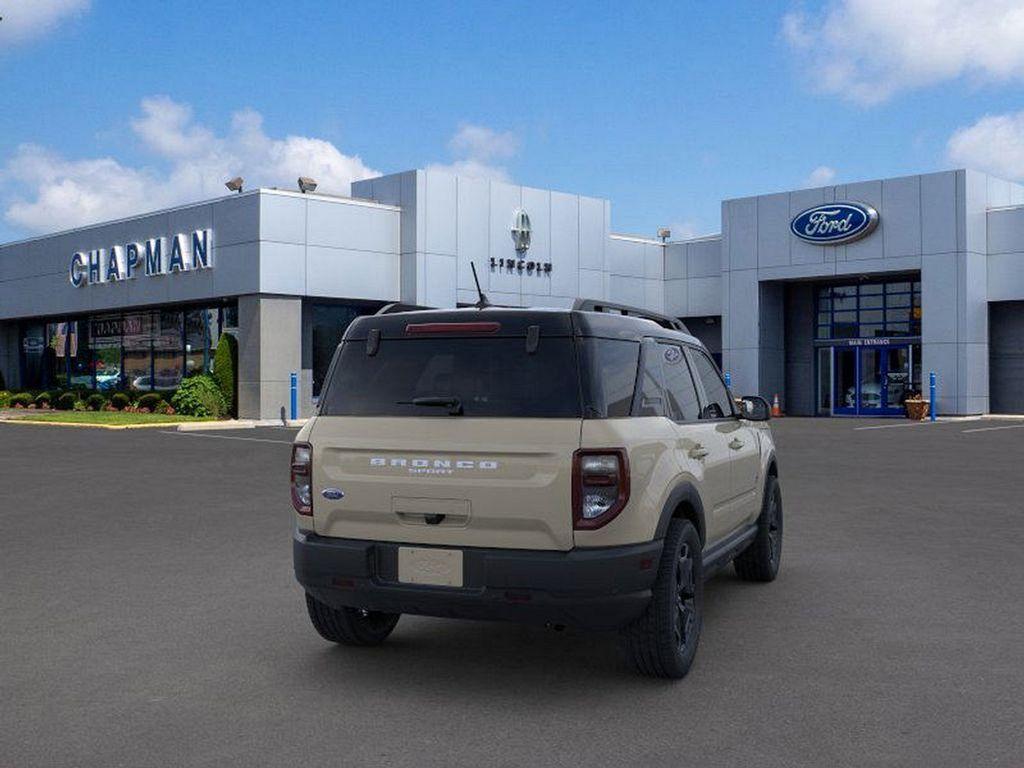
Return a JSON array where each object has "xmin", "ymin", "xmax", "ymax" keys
[{"xmin": 291, "ymin": 301, "xmax": 782, "ymax": 678}]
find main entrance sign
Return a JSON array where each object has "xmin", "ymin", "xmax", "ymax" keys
[
  {"xmin": 70, "ymin": 229, "xmax": 212, "ymax": 287},
  {"xmin": 790, "ymin": 202, "xmax": 878, "ymax": 245}
]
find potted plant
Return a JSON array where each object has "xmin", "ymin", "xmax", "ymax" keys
[{"xmin": 904, "ymin": 390, "xmax": 929, "ymax": 420}]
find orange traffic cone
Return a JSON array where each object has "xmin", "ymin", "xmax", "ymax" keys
[{"xmin": 771, "ymin": 393, "xmax": 782, "ymax": 417}]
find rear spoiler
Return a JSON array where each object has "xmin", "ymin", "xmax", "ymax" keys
[{"xmin": 375, "ymin": 302, "xmax": 434, "ymax": 315}]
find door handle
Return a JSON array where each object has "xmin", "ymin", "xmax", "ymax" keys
[
  {"xmin": 688, "ymin": 444, "xmax": 709, "ymax": 459},
  {"xmin": 728, "ymin": 438, "xmax": 745, "ymax": 450}
]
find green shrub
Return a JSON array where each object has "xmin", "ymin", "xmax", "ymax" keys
[
  {"xmin": 0, "ymin": 390, "xmax": 10, "ymax": 408},
  {"xmin": 171, "ymin": 374, "xmax": 226, "ymax": 418},
  {"xmin": 110, "ymin": 392, "xmax": 131, "ymax": 410},
  {"xmin": 35, "ymin": 392, "xmax": 53, "ymax": 407},
  {"xmin": 86, "ymin": 394, "xmax": 107, "ymax": 411},
  {"xmin": 137, "ymin": 393, "xmax": 165, "ymax": 411},
  {"xmin": 213, "ymin": 332, "xmax": 238, "ymax": 417},
  {"xmin": 56, "ymin": 392, "xmax": 78, "ymax": 411},
  {"xmin": 10, "ymin": 392, "xmax": 33, "ymax": 408}
]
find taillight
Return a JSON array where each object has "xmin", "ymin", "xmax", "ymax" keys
[
  {"xmin": 291, "ymin": 442, "xmax": 312, "ymax": 515},
  {"xmin": 572, "ymin": 449, "xmax": 630, "ymax": 530}
]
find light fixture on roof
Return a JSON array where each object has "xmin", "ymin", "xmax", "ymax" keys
[
  {"xmin": 225, "ymin": 177, "xmax": 244, "ymax": 194},
  {"xmin": 298, "ymin": 176, "xmax": 318, "ymax": 194},
  {"xmin": 658, "ymin": 227, "xmax": 671, "ymax": 242}
]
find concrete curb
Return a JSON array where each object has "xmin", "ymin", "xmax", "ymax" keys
[
  {"xmin": 0, "ymin": 417, "xmax": 201, "ymax": 431},
  {"xmin": 176, "ymin": 420, "xmax": 256, "ymax": 431},
  {"xmin": 175, "ymin": 418, "xmax": 307, "ymax": 431}
]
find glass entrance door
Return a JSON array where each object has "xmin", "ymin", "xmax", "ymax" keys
[{"xmin": 831, "ymin": 344, "xmax": 911, "ymax": 416}]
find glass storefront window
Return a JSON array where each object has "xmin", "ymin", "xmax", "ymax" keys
[
  {"xmin": 185, "ymin": 308, "xmax": 218, "ymax": 378},
  {"xmin": 815, "ymin": 279, "xmax": 922, "ymax": 340},
  {"xmin": 68, "ymin": 321, "xmax": 92, "ymax": 388},
  {"xmin": 21, "ymin": 323, "xmax": 45, "ymax": 389},
  {"xmin": 90, "ymin": 314, "xmax": 122, "ymax": 390},
  {"xmin": 153, "ymin": 311, "xmax": 184, "ymax": 390},
  {"xmin": 17, "ymin": 301, "xmax": 236, "ymax": 394}
]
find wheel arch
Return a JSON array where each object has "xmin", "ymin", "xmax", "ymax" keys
[{"xmin": 655, "ymin": 482, "xmax": 707, "ymax": 546}]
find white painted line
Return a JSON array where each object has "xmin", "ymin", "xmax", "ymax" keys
[
  {"xmin": 961, "ymin": 424, "xmax": 1024, "ymax": 434},
  {"xmin": 161, "ymin": 431, "xmax": 293, "ymax": 444},
  {"xmin": 854, "ymin": 422, "xmax": 933, "ymax": 430}
]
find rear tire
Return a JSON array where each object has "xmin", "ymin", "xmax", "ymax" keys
[
  {"xmin": 734, "ymin": 475, "xmax": 783, "ymax": 582},
  {"xmin": 620, "ymin": 519, "xmax": 703, "ymax": 679},
  {"xmin": 305, "ymin": 593, "xmax": 400, "ymax": 646}
]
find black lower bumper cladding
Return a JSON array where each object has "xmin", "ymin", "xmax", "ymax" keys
[{"xmin": 294, "ymin": 530, "xmax": 663, "ymax": 630}]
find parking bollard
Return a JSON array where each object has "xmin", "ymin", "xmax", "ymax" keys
[
  {"xmin": 290, "ymin": 371, "xmax": 298, "ymax": 421},
  {"xmin": 929, "ymin": 371, "xmax": 936, "ymax": 422}
]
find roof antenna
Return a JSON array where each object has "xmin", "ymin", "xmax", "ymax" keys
[{"xmin": 470, "ymin": 261, "xmax": 491, "ymax": 309}]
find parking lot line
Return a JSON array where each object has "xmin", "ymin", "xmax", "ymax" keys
[
  {"xmin": 160, "ymin": 431, "xmax": 294, "ymax": 444},
  {"xmin": 853, "ymin": 422, "xmax": 935, "ymax": 430},
  {"xmin": 960, "ymin": 423, "xmax": 1024, "ymax": 434}
]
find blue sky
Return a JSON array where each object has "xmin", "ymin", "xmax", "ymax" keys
[{"xmin": 2, "ymin": 0, "xmax": 1024, "ymax": 244}]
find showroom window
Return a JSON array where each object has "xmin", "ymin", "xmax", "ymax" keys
[
  {"xmin": 815, "ymin": 279, "xmax": 921, "ymax": 340},
  {"xmin": 19, "ymin": 301, "xmax": 236, "ymax": 392}
]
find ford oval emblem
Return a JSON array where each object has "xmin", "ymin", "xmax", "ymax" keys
[
  {"xmin": 321, "ymin": 488, "xmax": 345, "ymax": 500},
  {"xmin": 790, "ymin": 202, "xmax": 879, "ymax": 245}
]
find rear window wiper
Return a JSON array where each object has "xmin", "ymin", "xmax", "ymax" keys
[{"xmin": 397, "ymin": 396, "xmax": 464, "ymax": 416}]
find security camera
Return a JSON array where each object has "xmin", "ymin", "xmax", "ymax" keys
[{"xmin": 298, "ymin": 177, "xmax": 318, "ymax": 194}]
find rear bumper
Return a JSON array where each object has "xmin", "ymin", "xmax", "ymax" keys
[{"xmin": 293, "ymin": 529, "xmax": 662, "ymax": 630}]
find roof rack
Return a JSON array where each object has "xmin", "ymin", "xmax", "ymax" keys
[
  {"xmin": 375, "ymin": 302, "xmax": 434, "ymax": 315},
  {"xmin": 571, "ymin": 299, "xmax": 689, "ymax": 333}
]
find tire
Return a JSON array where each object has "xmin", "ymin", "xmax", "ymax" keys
[
  {"xmin": 734, "ymin": 475, "xmax": 783, "ymax": 582},
  {"xmin": 305, "ymin": 593, "xmax": 400, "ymax": 646},
  {"xmin": 620, "ymin": 519, "xmax": 703, "ymax": 679}
]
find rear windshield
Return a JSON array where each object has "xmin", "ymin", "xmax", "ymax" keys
[{"xmin": 319, "ymin": 337, "xmax": 583, "ymax": 418}]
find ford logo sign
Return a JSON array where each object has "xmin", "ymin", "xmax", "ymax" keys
[
  {"xmin": 321, "ymin": 488, "xmax": 345, "ymax": 500},
  {"xmin": 790, "ymin": 202, "xmax": 879, "ymax": 245}
]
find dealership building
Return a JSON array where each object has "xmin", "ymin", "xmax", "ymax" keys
[{"xmin": 1, "ymin": 167, "xmax": 1023, "ymax": 418}]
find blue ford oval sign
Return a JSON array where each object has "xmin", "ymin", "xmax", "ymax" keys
[{"xmin": 790, "ymin": 202, "xmax": 879, "ymax": 245}]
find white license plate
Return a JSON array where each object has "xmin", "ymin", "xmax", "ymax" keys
[{"xmin": 398, "ymin": 547, "xmax": 463, "ymax": 587}]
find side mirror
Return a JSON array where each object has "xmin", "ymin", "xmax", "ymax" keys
[{"xmin": 738, "ymin": 395, "xmax": 771, "ymax": 421}]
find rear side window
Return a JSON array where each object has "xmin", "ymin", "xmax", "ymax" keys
[
  {"xmin": 579, "ymin": 339, "xmax": 640, "ymax": 418},
  {"xmin": 688, "ymin": 348, "xmax": 734, "ymax": 419},
  {"xmin": 635, "ymin": 339, "xmax": 668, "ymax": 417},
  {"xmin": 659, "ymin": 343, "xmax": 701, "ymax": 422},
  {"xmin": 319, "ymin": 337, "xmax": 582, "ymax": 418}
]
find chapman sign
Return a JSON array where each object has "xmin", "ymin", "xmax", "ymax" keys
[
  {"xmin": 790, "ymin": 202, "xmax": 878, "ymax": 245},
  {"xmin": 69, "ymin": 229, "xmax": 212, "ymax": 287}
]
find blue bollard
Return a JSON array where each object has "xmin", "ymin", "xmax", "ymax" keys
[
  {"xmin": 289, "ymin": 371, "xmax": 298, "ymax": 421},
  {"xmin": 929, "ymin": 371, "xmax": 936, "ymax": 422},
  {"xmin": 724, "ymin": 371, "xmax": 731, "ymax": 389}
]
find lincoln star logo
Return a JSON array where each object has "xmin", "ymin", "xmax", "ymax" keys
[
  {"xmin": 370, "ymin": 457, "xmax": 499, "ymax": 476},
  {"xmin": 790, "ymin": 202, "xmax": 878, "ymax": 245},
  {"xmin": 510, "ymin": 208, "xmax": 531, "ymax": 253}
]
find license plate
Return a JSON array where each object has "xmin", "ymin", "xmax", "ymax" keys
[{"xmin": 398, "ymin": 547, "xmax": 463, "ymax": 587}]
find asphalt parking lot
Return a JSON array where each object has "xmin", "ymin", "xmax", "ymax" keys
[{"xmin": 2, "ymin": 418, "xmax": 1023, "ymax": 767}]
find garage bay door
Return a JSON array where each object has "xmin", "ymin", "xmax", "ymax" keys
[{"xmin": 990, "ymin": 302, "xmax": 1024, "ymax": 414}]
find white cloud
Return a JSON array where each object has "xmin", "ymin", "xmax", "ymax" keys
[
  {"xmin": 1, "ymin": 96, "xmax": 379, "ymax": 233},
  {"xmin": 0, "ymin": 0, "xmax": 89, "ymax": 44},
  {"xmin": 783, "ymin": 0, "xmax": 1024, "ymax": 105},
  {"xmin": 427, "ymin": 123, "xmax": 518, "ymax": 181},
  {"xmin": 447, "ymin": 124, "xmax": 518, "ymax": 162},
  {"xmin": 803, "ymin": 165, "xmax": 836, "ymax": 187},
  {"xmin": 947, "ymin": 110, "xmax": 1024, "ymax": 179}
]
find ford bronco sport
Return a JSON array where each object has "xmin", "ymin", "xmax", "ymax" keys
[{"xmin": 292, "ymin": 300, "xmax": 781, "ymax": 679}]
